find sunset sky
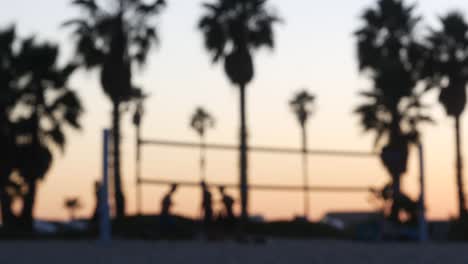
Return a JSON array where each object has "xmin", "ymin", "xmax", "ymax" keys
[{"xmin": 2, "ymin": 0, "xmax": 468, "ymax": 221}]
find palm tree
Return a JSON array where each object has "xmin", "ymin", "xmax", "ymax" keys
[
  {"xmin": 65, "ymin": 0, "xmax": 166, "ymax": 219},
  {"xmin": 190, "ymin": 107, "xmax": 215, "ymax": 182},
  {"xmin": 198, "ymin": 0, "xmax": 280, "ymax": 221},
  {"xmin": 64, "ymin": 197, "xmax": 83, "ymax": 221},
  {"xmin": 355, "ymin": 0, "xmax": 431, "ymax": 222},
  {"xmin": 289, "ymin": 90, "xmax": 315, "ymax": 219},
  {"xmin": 425, "ymin": 12, "xmax": 468, "ymax": 219},
  {"xmin": 10, "ymin": 37, "xmax": 83, "ymax": 230}
]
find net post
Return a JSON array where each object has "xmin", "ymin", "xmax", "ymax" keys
[
  {"xmin": 99, "ymin": 128, "xmax": 112, "ymax": 243},
  {"xmin": 136, "ymin": 127, "xmax": 142, "ymax": 215}
]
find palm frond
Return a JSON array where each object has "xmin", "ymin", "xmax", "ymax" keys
[
  {"xmin": 136, "ymin": 0, "xmax": 166, "ymax": 15},
  {"xmin": 199, "ymin": 0, "xmax": 280, "ymax": 63},
  {"xmin": 71, "ymin": 0, "xmax": 98, "ymax": 13},
  {"xmin": 48, "ymin": 126, "xmax": 66, "ymax": 152}
]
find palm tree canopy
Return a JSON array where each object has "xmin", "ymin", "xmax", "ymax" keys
[
  {"xmin": 355, "ymin": 0, "xmax": 426, "ymax": 105},
  {"xmin": 190, "ymin": 107, "xmax": 215, "ymax": 137},
  {"xmin": 64, "ymin": 0, "xmax": 166, "ymax": 102},
  {"xmin": 13, "ymin": 40, "xmax": 82, "ymax": 145},
  {"xmin": 7, "ymin": 36, "xmax": 84, "ymax": 181},
  {"xmin": 426, "ymin": 12, "xmax": 468, "ymax": 117},
  {"xmin": 355, "ymin": 90, "xmax": 433, "ymax": 147},
  {"xmin": 199, "ymin": 0, "xmax": 280, "ymax": 86},
  {"xmin": 355, "ymin": 0, "xmax": 431, "ymax": 147},
  {"xmin": 0, "ymin": 26, "xmax": 18, "ymax": 137},
  {"xmin": 355, "ymin": 0, "xmax": 434, "ymax": 179},
  {"xmin": 289, "ymin": 90, "xmax": 315, "ymax": 128}
]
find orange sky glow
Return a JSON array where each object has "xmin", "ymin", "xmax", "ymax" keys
[{"xmin": 2, "ymin": 0, "xmax": 468, "ymax": 221}]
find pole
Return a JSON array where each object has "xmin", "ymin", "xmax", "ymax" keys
[
  {"xmin": 418, "ymin": 142, "xmax": 428, "ymax": 242},
  {"xmin": 239, "ymin": 84, "xmax": 249, "ymax": 222},
  {"xmin": 136, "ymin": 124, "xmax": 142, "ymax": 215},
  {"xmin": 199, "ymin": 134, "xmax": 206, "ymax": 222},
  {"xmin": 100, "ymin": 129, "xmax": 112, "ymax": 243},
  {"xmin": 302, "ymin": 125, "xmax": 309, "ymax": 219},
  {"xmin": 200, "ymin": 134, "xmax": 206, "ymax": 182}
]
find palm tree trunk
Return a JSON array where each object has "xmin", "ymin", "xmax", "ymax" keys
[
  {"xmin": 390, "ymin": 176, "xmax": 401, "ymax": 222},
  {"xmin": 0, "ymin": 185, "xmax": 14, "ymax": 228},
  {"xmin": 455, "ymin": 116, "xmax": 466, "ymax": 219},
  {"xmin": 112, "ymin": 101, "xmax": 125, "ymax": 220},
  {"xmin": 200, "ymin": 134, "xmax": 206, "ymax": 182},
  {"xmin": 0, "ymin": 140, "xmax": 15, "ymax": 228},
  {"xmin": 301, "ymin": 125, "xmax": 309, "ymax": 219},
  {"xmin": 387, "ymin": 109, "xmax": 404, "ymax": 223},
  {"xmin": 21, "ymin": 85, "xmax": 41, "ymax": 231},
  {"xmin": 0, "ymin": 164, "xmax": 15, "ymax": 228},
  {"xmin": 21, "ymin": 179, "xmax": 36, "ymax": 232},
  {"xmin": 239, "ymin": 84, "xmax": 249, "ymax": 222},
  {"xmin": 135, "ymin": 122, "xmax": 142, "ymax": 215}
]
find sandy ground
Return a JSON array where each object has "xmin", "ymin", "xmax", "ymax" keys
[{"xmin": 0, "ymin": 240, "xmax": 467, "ymax": 264}]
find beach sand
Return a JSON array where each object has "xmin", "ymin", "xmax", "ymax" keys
[{"xmin": 0, "ymin": 240, "xmax": 466, "ymax": 264}]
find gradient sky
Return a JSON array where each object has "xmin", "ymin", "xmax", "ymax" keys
[{"xmin": 2, "ymin": 0, "xmax": 468, "ymax": 221}]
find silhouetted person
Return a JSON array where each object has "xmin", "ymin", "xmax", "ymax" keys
[
  {"xmin": 201, "ymin": 181, "xmax": 213, "ymax": 228},
  {"xmin": 217, "ymin": 186, "xmax": 238, "ymax": 237},
  {"xmin": 160, "ymin": 184, "xmax": 178, "ymax": 235},
  {"xmin": 219, "ymin": 186, "xmax": 235, "ymax": 221},
  {"xmin": 92, "ymin": 181, "xmax": 102, "ymax": 224},
  {"xmin": 161, "ymin": 184, "xmax": 178, "ymax": 217}
]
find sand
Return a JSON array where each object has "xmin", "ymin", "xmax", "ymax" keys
[{"xmin": 0, "ymin": 240, "xmax": 466, "ymax": 264}]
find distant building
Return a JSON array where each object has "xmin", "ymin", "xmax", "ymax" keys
[
  {"xmin": 321, "ymin": 211, "xmax": 384, "ymax": 230},
  {"xmin": 249, "ymin": 215, "xmax": 265, "ymax": 223},
  {"xmin": 322, "ymin": 211, "xmax": 451, "ymax": 241}
]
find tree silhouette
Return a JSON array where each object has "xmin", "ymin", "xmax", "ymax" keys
[
  {"xmin": 199, "ymin": 0, "xmax": 280, "ymax": 221},
  {"xmin": 0, "ymin": 27, "xmax": 82, "ymax": 230},
  {"xmin": 0, "ymin": 26, "xmax": 20, "ymax": 228},
  {"xmin": 289, "ymin": 90, "xmax": 315, "ymax": 219},
  {"xmin": 190, "ymin": 107, "xmax": 215, "ymax": 182},
  {"xmin": 65, "ymin": 0, "xmax": 166, "ymax": 219},
  {"xmin": 355, "ymin": 0, "xmax": 432, "ymax": 222},
  {"xmin": 15, "ymin": 38, "xmax": 83, "ymax": 231},
  {"xmin": 425, "ymin": 12, "xmax": 468, "ymax": 219},
  {"xmin": 11, "ymin": 37, "xmax": 83, "ymax": 230}
]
